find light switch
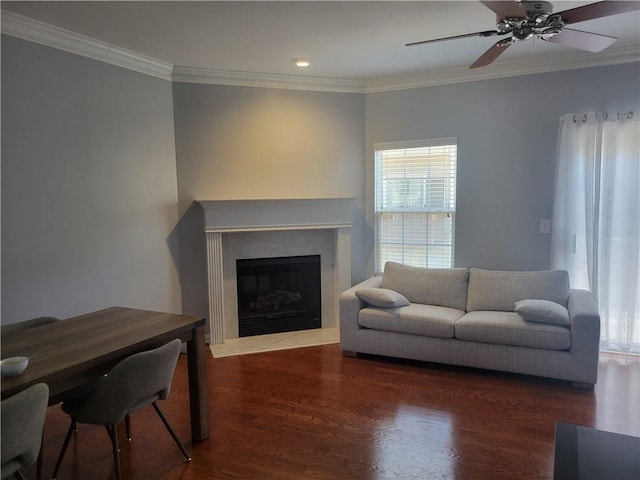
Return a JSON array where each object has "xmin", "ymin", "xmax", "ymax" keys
[{"xmin": 540, "ymin": 219, "xmax": 552, "ymax": 234}]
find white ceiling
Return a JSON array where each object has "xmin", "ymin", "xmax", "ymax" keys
[{"xmin": 2, "ymin": 1, "xmax": 639, "ymax": 88}]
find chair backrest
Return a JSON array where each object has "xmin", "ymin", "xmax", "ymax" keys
[
  {"xmin": 1, "ymin": 383, "xmax": 49, "ymax": 477},
  {"xmin": 70, "ymin": 339, "xmax": 182, "ymax": 425}
]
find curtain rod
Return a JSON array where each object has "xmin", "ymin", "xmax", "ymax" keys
[{"xmin": 571, "ymin": 110, "xmax": 635, "ymax": 123}]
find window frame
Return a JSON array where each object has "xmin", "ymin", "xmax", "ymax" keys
[{"xmin": 373, "ymin": 138, "xmax": 458, "ymax": 273}]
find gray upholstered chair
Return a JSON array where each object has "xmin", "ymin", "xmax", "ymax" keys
[
  {"xmin": 1, "ymin": 317, "xmax": 57, "ymax": 480},
  {"xmin": 51, "ymin": 339, "xmax": 190, "ymax": 480},
  {"xmin": 1, "ymin": 383, "xmax": 50, "ymax": 480}
]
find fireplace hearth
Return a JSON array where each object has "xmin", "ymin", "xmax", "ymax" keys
[{"xmin": 236, "ymin": 255, "xmax": 321, "ymax": 337}]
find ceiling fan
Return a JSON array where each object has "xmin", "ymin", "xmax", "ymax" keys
[{"xmin": 406, "ymin": 1, "xmax": 640, "ymax": 68}]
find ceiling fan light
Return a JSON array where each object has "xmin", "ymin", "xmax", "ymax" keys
[
  {"xmin": 512, "ymin": 26, "xmax": 534, "ymax": 41},
  {"xmin": 292, "ymin": 58, "xmax": 311, "ymax": 68}
]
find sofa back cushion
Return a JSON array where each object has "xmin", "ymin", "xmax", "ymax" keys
[
  {"xmin": 466, "ymin": 268, "xmax": 570, "ymax": 312},
  {"xmin": 380, "ymin": 262, "xmax": 469, "ymax": 311}
]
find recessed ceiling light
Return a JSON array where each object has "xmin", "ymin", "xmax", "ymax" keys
[{"xmin": 292, "ymin": 58, "xmax": 311, "ymax": 68}]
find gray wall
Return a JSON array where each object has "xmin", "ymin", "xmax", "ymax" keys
[
  {"xmin": 1, "ymin": 36, "xmax": 182, "ymax": 323},
  {"xmin": 172, "ymin": 83, "xmax": 366, "ymax": 320},
  {"xmin": 172, "ymin": 84, "xmax": 366, "ymax": 212},
  {"xmin": 365, "ymin": 62, "xmax": 640, "ymax": 273},
  {"xmin": 3, "ymin": 32, "xmax": 638, "ymax": 327}
]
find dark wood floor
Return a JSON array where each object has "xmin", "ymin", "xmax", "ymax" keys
[{"xmin": 30, "ymin": 344, "xmax": 639, "ymax": 480}]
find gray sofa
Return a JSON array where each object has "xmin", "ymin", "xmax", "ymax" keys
[{"xmin": 339, "ymin": 262, "xmax": 601, "ymax": 388}]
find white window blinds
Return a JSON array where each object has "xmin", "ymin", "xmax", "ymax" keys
[{"xmin": 374, "ymin": 139, "xmax": 457, "ymax": 272}]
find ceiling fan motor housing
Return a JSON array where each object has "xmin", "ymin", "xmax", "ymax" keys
[
  {"xmin": 498, "ymin": 0, "xmax": 563, "ymax": 41},
  {"xmin": 522, "ymin": 1, "xmax": 554, "ymax": 17}
]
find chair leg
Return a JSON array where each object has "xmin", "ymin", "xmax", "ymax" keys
[
  {"xmin": 151, "ymin": 402, "xmax": 192, "ymax": 462},
  {"xmin": 37, "ymin": 432, "xmax": 44, "ymax": 480},
  {"xmin": 105, "ymin": 424, "xmax": 121, "ymax": 480},
  {"xmin": 125, "ymin": 414, "xmax": 132, "ymax": 441},
  {"xmin": 51, "ymin": 419, "xmax": 77, "ymax": 480}
]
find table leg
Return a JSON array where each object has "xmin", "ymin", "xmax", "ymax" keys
[{"xmin": 186, "ymin": 323, "xmax": 209, "ymax": 442}]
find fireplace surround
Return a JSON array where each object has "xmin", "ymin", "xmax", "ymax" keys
[{"xmin": 199, "ymin": 198, "xmax": 353, "ymax": 344}]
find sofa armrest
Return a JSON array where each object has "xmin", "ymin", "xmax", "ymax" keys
[
  {"xmin": 568, "ymin": 289, "xmax": 600, "ymax": 337},
  {"xmin": 567, "ymin": 288, "xmax": 601, "ymax": 384},
  {"xmin": 339, "ymin": 276, "xmax": 382, "ymax": 350}
]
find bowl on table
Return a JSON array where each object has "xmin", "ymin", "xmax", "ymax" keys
[{"xmin": 1, "ymin": 356, "xmax": 29, "ymax": 376}]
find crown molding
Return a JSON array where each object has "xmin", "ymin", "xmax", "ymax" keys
[
  {"xmin": 1, "ymin": 10, "xmax": 174, "ymax": 81},
  {"xmin": 365, "ymin": 45, "xmax": 640, "ymax": 93},
  {"xmin": 2, "ymin": 9, "xmax": 638, "ymax": 93},
  {"xmin": 172, "ymin": 66, "xmax": 366, "ymax": 93}
]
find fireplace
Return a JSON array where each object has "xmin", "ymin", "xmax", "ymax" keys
[
  {"xmin": 236, "ymin": 255, "xmax": 321, "ymax": 337},
  {"xmin": 199, "ymin": 198, "xmax": 354, "ymax": 344}
]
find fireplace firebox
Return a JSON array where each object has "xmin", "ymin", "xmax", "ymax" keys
[{"xmin": 236, "ymin": 255, "xmax": 321, "ymax": 337}]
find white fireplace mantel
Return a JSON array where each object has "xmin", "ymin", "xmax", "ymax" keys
[
  {"xmin": 198, "ymin": 198, "xmax": 354, "ymax": 232},
  {"xmin": 198, "ymin": 198, "xmax": 354, "ymax": 344}
]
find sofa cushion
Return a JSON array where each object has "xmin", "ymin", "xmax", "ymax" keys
[
  {"xmin": 466, "ymin": 268, "xmax": 570, "ymax": 312},
  {"xmin": 358, "ymin": 304, "xmax": 465, "ymax": 338},
  {"xmin": 514, "ymin": 299, "xmax": 570, "ymax": 326},
  {"xmin": 455, "ymin": 311, "xmax": 571, "ymax": 350},
  {"xmin": 380, "ymin": 262, "xmax": 469, "ymax": 311},
  {"xmin": 355, "ymin": 288, "xmax": 410, "ymax": 308}
]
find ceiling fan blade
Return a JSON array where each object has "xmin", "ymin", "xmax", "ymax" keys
[
  {"xmin": 479, "ymin": 1, "xmax": 526, "ymax": 19},
  {"xmin": 558, "ymin": 1, "xmax": 640, "ymax": 25},
  {"xmin": 546, "ymin": 28, "xmax": 618, "ymax": 52},
  {"xmin": 406, "ymin": 30, "xmax": 500, "ymax": 47},
  {"xmin": 469, "ymin": 39, "xmax": 512, "ymax": 69}
]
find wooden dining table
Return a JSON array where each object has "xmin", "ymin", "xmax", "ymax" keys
[{"xmin": 1, "ymin": 306, "xmax": 209, "ymax": 442}]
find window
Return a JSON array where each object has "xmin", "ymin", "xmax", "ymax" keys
[{"xmin": 374, "ymin": 139, "xmax": 457, "ymax": 273}]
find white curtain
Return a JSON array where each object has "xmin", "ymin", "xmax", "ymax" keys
[{"xmin": 551, "ymin": 111, "xmax": 639, "ymax": 354}]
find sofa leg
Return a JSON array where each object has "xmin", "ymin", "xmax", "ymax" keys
[
  {"xmin": 571, "ymin": 381, "xmax": 595, "ymax": 390},
  {"xmin": 342, "ymin": 350, "xmax": 358, "ymax": 358}
]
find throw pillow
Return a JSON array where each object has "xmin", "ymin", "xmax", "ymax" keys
[
  {"xmin": 514, "ymin": 299, "xmax": 570, "ymax": 326},
  {"xmin": 356, "ymin": 288, "xmax": 410, "ymax": 308}
]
